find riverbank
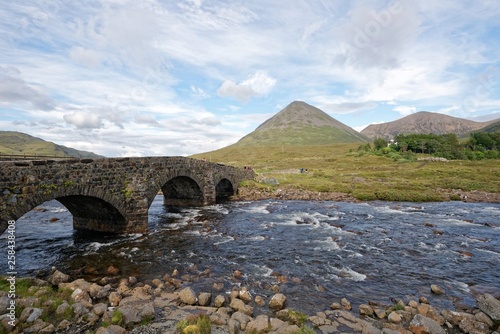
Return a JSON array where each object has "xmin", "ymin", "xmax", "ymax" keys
[
  {"xmin": 1, "ymin": 269, "xmax": 499, "ymax": 334},
  {"xmin": 232, "ymin": 186, "xmax": 500, "ymax": 204}
]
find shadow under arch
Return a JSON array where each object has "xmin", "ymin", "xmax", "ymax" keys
[
  {"xmin": 1, "ymin": 188, "xmax": 128, "ymax": 235},
  {"xmin": 216, "ymin": 178, "xmax": 235, "ymax": 202},
  {"xmin": 161, "ymin": 176, "xmax": 204, "ymax": 207},
  {"xmin": 57, "ymin": 195, "xmax": 127, "ymax": 233}
]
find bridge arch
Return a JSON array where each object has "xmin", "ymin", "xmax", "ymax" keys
[
  {"xmin": 161, "ymin": 176, "xmax": 204, "ymax": 207},
  {"xmin": 151, "ymin": 169, "xmax": 207, "ymax": 208},
  {"xmin": 1, "ymin": 186, "xmax": 127, "ymax": 235},
  {"xmin": 215, "ymin": 178, "xmax": 235, "ymax": 202}
]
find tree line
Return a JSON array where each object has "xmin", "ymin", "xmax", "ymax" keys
[{"xmin": 369, "ymin": 132, "xmax": 500, "ymax": 160}]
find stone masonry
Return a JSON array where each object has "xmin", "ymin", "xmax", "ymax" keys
[{"xmin": 0, "ymin": 157, "xmax": 254, "ymax": 234}]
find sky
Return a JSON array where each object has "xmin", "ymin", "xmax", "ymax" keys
[{"xmin": 0, "ymin": 0, "xmax": 499, "ymax": 157}]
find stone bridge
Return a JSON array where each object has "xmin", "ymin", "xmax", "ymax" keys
[{"xmin": 0, "ymin": 157, "xmax": 254, "ymax": 234}]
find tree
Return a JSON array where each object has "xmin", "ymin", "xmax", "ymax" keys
[{"xmin": 373, "ymin": 138, "xmax": 387, "ymax": 150}]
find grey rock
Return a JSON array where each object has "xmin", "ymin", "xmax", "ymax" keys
[
  {"xmin": 118, "ymin": 300, "xmax": 155, "ymax": 324},
  {"xmin": 198, "ymin": 292, "xmax": 212, "ymax": 306},
  {"xmin": 95, "ymin": 325, "xmax": 127, "ymax": 334},
  {"xmin": 410, "ymin": 314, "xmax": 446, "ymax": 334},
  {"xmin": 20, "ymin": 307, "xmax": 43, "ymax": 323},
  {"xmin": 48, "ymin": 269, "xmax": 70, "ymax": 286},
  {"xmin": 269, "ymin": 293, "xmax": 287, "ymax": 310},
  {"xmin": 178, "ymin": 287, "xmax": 197, "ymax": 305},
  {"xmin": 477, "ymin": 294, "xmax": 500, "ymax": 322}
]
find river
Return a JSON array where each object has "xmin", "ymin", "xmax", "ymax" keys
[{"xmin": 1, "ymin": 198, "xmax": 499, "ymax": 315}]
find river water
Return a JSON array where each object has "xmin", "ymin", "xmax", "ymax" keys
[{"xmin": 1, "ymin": 198, "xmax": 499, "ymax": 315}]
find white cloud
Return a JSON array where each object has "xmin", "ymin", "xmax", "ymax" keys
[
  {"xmin": 393, "ymin": 105, "xmax": 417, "ymax": 116},
  {"xmin": 0, "ymin": 66, "xmax": 55, "ymax": 111},
  {"xmin": 69, "ymin": 47, "xmax": 103, "ymax": 67},
  {"xmin": 217, "ymin": 71, "xmax": 276, "ymax": 102},
  {"xmin": 63, "ymin": 111, "xmax": 102, "ymax": 129}
]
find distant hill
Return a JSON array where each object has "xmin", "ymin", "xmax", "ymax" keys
[
  {"xmin": 361, "ymin": 111, "xmax": 498, "ymax": 139},
  {"xmin": 474, "ymin": 120, "xmax": 500, "ymax": 134},
  {"xmin": 235, "ymin": 101, "xmax": 369, "ymax": 146},
  {"xmin": 0, "ymin": 131, "xmax": 103, "ymax": 158}
]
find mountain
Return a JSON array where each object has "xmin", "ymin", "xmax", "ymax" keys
[
  {"xmin": 0, "ymin": 131, "xmax": 103, "ymax": 158},
  {"xmin": 361, "ymin": 111, "xmax": 498, "ymax": 139},
  {"xmin": 474, "ymin": 120, "xmax": 500, "ymax": 134},
  {"xmin": 235, "ymin": 101, "xmax": 368, "ymax": 146}
]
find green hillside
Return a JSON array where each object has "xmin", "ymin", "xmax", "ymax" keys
[
  {"xmin": 475, "ymin": 120, "xmax": 500, "ymax": 133},
  {"xmin": 0, "ymin": 131, "xmax": 103, "ymax": 158},
  {"xmin": 191, "ymin": 143, "xmax": 500, "ymax": 202},
  {"xmin": 234, "ymin": 101, "xmax": 369, "ymax": 146}
]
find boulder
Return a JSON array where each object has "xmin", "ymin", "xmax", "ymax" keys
[
  {"xmin": 89, "ymin": 283, "xmax": 111, "ymax": 299},
  {"xmin": 359, "ymin": 304, "xmax": 374, "ymax": 317},
  {"xmin": 230, "ymin": 311, "xmax": 253, "ymax": 331},
  {"xmin": 239, "ymin": 288, "xmax": 252, "ymax": 303},
  {"xmin": 341, "ymin": 298, "xmax": 352, "ymax": 310},
  {"xmin": 71, "ymin": 288, "xmax": 91, "ymax": 305},
  {"xmin": 410, "ymin": 314, "xmax": 446, "ymax": 334},
  {"xmin": 117, "ymin": 299, "xmax": 155, "ymax": 324},
  {"xmin": 48, "ymin": 270, "xmax": 70, "ymax": 286},
  {"xmin": 57, "ymin": 319, "xmax": 71, "ymax": 330},
  {"xmin": 477, "ymin": 294, "xmax": 500, "ymax": 322},
  {"xmin": 388, "ymin": 312, "xmax": 402, "ymax": 324},
  {"xmin": 459, "ymin": 317, "xmax": 490, "ymax": 334},
  {"xmin": 430, "ymin": 284, "xmax": 444, "ymax": 295},
  {"xmin": 198, "ymin": 292, "xmax": 212, "ymax": 306},
  {"xmin": 109, "ymin": 292, "xmax": 122, "ymax": 306},
  {"xmin": 229, "ymin": 297, "xmax": 254, "ymax": 316},
  {"xmin": 214, "ymin": 295, "xmax": 226, "ymax": 308},
  {"xmin": 0, "ymin": 314, "xmax": 18, "ymax": 331},
  {"xmin": 95, "ymin": 324, "xmax": 127, "ymax": 334},
  {"xmin": 59, "ymin": 278, "xmax": 92, "ymax": 292},
  {"xmin": 20, "ymin": 307, "xmax": 43, "ymax": 323},
  {"xmin": 39, "ymin": 323, "xmax": 55, "ymax": 333},
  {"xmin": 269, "ymin": 293, "xmax": 287, "ymax": 310},
  {"xmin": 24, "ymin": 319, "xmax": 50, "ymax": 333},
  {"xmin": 246, "ymin": 314, "xmax": 270, "ymax": 333},
  {"xmin": 93, "ymin": 303, "xmax": 108, "ymax": 317},
  {"xmin": 56, "ymin": 301, "xmax": 70, "ymax": 315},
  {"xmin": 131, "ymin": 285, "xmax": 152, "ymax": 300},
  {"xmin": 255, "ymin": 295, "xmax": 265, "ymax": 306},
  {"xmin": 178, "ymin": 287, "xmax": 198, "ymax": 305},
  {"xmin": 72, "ymin": 302, "xmax": 90, "ymax": 317},
  {"xmin": 330, "ymin": 302, "xmax": 341, "ymax": 310},
  {"xmin": 0, "ymin": 296, "xmax": 10, "ymax": 314}
]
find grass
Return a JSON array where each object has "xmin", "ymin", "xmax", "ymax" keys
[
  {"xmin": 0, "ymin": 276, "xmax": 75, "ymax": 332},
  {"xmin": 192, "ymin": 143, "xmax": 500, "ymax": 202},
  {"xmin": 176, "ymin": 314, "xmax": 211, "ymax": 334}
]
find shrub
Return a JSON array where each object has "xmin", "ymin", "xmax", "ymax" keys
[{"xmin": 176, "ymin": 314, "xmax": 211, "ymax": 334}]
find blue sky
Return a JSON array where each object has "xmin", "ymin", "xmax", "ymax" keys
[{"xmin": 0, "ymin": 0, "xmax": 499, "ymax": 157}]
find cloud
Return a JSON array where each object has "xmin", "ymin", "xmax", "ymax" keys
[
  {"xmin": 217, "ymin": 71, "xmax": 276, "ymax": 102},
  {"xmin": 69, "ymin": 46, "xmax": 103, "ymax": 67},
  {"xmin": 63, "ymin": 111, "xmax": 102, "ymax": 129},
  {"xmin": 0, "ymin": 66, "xmax": 56, "ymax": 111},
  {"xmin": 393, "ymin": 105, "xmax": 417, "ymax": 115},
  {"xmin": 135, "ymin": 115, "xmax": 161, "ymax": 126},
  {"xmin": 331, "ymin": 1, "xmax": 421, "ymax": 69},
  {"xmin": 322, "ymin": 101, "xmax": 378, "ymax": 114}
]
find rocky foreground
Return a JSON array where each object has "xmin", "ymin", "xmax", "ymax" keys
[{"xmin": 1, "ymin": 268, "xmax": 500, "ymax": 334}]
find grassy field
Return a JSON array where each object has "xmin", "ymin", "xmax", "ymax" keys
[{"xmin": 192, "ymin": 143, "xmax": 500, "ymax": 202}]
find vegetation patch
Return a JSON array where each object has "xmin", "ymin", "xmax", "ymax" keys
[
  {"xmin": 192, "ymin": 141, "xmax": 499, "ymax": 202},
  {"xmin": 176, "ymin": 314, "xmax": 211, "ymax": 334}
]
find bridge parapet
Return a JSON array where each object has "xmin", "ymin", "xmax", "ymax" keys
[{"xmin": 0, "ymin": 157, "xmax": 254, "ymax": 234}]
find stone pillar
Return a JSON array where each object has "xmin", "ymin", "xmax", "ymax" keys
[{"xmin": 202, "ymin": 169, "xmax": 216, "ymax": 206}]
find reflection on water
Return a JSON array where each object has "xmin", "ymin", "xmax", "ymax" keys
[{"xmin": 1, "ymin": 197, "xmax": 499, "ymax": 314}]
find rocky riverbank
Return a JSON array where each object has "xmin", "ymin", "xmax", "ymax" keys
[
  {"xmin": 232, "ymin": 186, "xmax": 500, "ymax": 204},
  {"xmin": 1, "ymin": 268, "xmax": 499, "ymax": 334}
]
